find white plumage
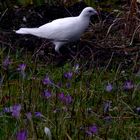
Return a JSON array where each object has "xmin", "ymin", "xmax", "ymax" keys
[{"xmin": 16, "ymin": 7, "xmax": 97, "ymax": 53}]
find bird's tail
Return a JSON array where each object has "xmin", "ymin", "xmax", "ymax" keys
[{"xmin": 15, "ymin": 28, "xmax": 38, "ymax": 35}]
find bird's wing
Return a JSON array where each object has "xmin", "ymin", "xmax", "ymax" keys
[{"xmin": 37, "ymin": 17, "xmax": 83, "ymax": 41}]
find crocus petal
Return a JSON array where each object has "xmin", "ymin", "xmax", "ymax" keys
[
  {"xmin": 16, "ymin": 130, "xmax": 27, "ymax": 140},
  {"xmin": 105, "ymin": 83, "xmax": 113, "ymax": 92}
]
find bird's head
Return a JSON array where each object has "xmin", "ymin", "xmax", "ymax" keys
[{"xmin": 79, "ymin": 7, "xmax": 98, "ymax": 18}]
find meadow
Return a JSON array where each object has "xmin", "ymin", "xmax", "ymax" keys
[{"xmin": 0, "ymin": 0, "xmax": 140, "ymax": 140}]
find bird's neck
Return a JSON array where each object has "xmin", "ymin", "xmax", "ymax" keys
[
  {"xmin": 78, "ymin": 15, "xmax": 90, "ymax": 25},
  {"xmin": 79, "ymin": 12, "xmax": 91, "ymax": 20}
]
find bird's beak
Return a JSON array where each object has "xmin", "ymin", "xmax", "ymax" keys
[{"xmin": 94, "ymin": 10, "xmax": 98, "ymax": 15}]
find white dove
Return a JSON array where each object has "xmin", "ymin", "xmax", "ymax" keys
[{"xmin": 15, "ymin": 7, "xmax": 97, "ymax": 53}]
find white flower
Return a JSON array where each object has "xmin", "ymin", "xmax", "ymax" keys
[{"xmin": 44, "ymin": 127, "xmax": 52, "ymax": 140}]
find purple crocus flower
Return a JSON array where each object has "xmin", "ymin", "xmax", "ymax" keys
[
  {"xmin": 2, "ymin": 57, "xmax": 11, "ymax": 69},
  {"xmin": 42, "ymin": 75, "xmax": 52, "ymax": 85},
  {"xmin": 58, "ymin": 93, "xmax": 65, "ymax": 101},
  {"xmin": 105, "ymin": 83, "xmax": 113, "ymax": 92},
  {"xmin": 86, "ymin": 124, "xmax": 98, "ymax": 136},
  {"xmin": 17, "ymin": 64, "xmax": 26, "ymax": 71},
  {"xmin": 123, "ymin": 80, "xmax": 134, "ymax": 91},
  {"xmin": 58, "ymin": 93, "xmax": 72, "ymax": 105},
  {"xmin": 16, "ymin": 130, "xmax": 27, "ymax": 140},
  {"xmin": 35, "ymin": 112, "xmax": 43, "ymax": 118},
  {"xmin": 65, "ymin": 94, "xmax": 72, "ymax": 104},
  {"xmin": 17, "ymin": 64, "xmax": 26, "ymax": 78},
  {"xmin": 103, "ymin": 101, "xmax": 111, "ymax": 114},
  {"xmin": 43, "ymin": 90, "xmax": 51, "ymax": 99},
  {"xmin": 3, "ymin": 104, "xmax": 21, "ymax": 119},
  {"xmin": 64, "ymin": 72, "xmax": 73, "ymax": 79},
  {"xmin": 88, "ymin": 125, "xmax": 98, "ymax": 134},
  {"xmin": 12, "ymin": 104, "xmax": 22, "ymax": 119},
  {"xmin": 3, "ymin": 106, "xmax": 13, "ymax": 113}
]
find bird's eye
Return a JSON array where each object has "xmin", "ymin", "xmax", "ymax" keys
[{"xmin": 88, "ymin": 10, "xmax": 93, "ymax": 13}]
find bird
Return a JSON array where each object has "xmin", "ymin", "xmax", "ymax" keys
[{"xmin": 15, "ymin": 7, "xmax": 97, "ymax": 53}]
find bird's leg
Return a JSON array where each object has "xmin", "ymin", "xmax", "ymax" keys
[
  {"xmin": 54, "ymin": 44, "xmax": 61, "ymax": 53},
  {"xmin": 54, "ymin": 41, "xmax": 66, "ymax": 54}
]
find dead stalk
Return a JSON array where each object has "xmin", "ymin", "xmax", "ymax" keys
[
  {"xmin": 0, "ymin": 8, "xmax": 8, "ymax": 22},
  {"xmin": 129, "ymin": 24, "xmax": 140, "ymax": 45}
]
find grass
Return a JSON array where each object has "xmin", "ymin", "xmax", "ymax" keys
[{"xmin": 0, "ymin": 45, "xmax": 140, "ymax": 140}]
